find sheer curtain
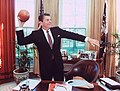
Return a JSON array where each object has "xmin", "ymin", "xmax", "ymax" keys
[{"xmin": 0, "ymin": 0, "xmax": 15, "ymax": 79}]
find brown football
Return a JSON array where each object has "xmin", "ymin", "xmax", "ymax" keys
[{"xmin": 18, "ymin": 9, "xmax": 30, "ymax": 22}]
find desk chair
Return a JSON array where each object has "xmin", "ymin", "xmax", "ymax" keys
[{"xmin": 64, "ymin": 60, "xmax": 100, "ymax": 82}]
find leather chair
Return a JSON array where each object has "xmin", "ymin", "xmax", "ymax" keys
[{"xmin": 64, "ymin": 60, "xmax": 100, "ymax": 82}]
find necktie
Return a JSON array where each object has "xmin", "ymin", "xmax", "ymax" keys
[{"xmin": 47, "ymin": 31, "xmax": 52, "ymax": 49}]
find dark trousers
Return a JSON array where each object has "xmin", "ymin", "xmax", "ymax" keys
[{"xmin": 40, "ymin": 60, "xmax": 64, "ymax": 81}]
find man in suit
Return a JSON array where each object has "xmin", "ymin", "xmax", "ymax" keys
[{"xmin": 16, "ymin": 13, "xmax": 99, "ymax": 81}]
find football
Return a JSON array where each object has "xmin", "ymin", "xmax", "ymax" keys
[{"xmin": 18, "ymin": 9, "xmax": 30, "ymax": 22}]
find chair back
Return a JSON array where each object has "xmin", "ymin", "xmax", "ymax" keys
[{"xmin": 65, "ymin": 60, "xmax": 100, "ymax": 82}]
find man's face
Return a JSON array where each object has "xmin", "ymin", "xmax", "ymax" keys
[{"xmin": 41, "ymin": 15, "xmax": 52, "ymax": 30}]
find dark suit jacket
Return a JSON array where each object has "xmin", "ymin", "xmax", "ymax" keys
[{"xmin": 16, "ymin": 26, "xmax": 86, "ymax": 76}]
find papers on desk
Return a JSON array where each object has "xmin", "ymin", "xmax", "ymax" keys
[
  {"xmin": 12, "ymin": 79, "xmax": 41, "ymax": 91},
  {"xmin": 66, "ymin": 79, "xmax": 94, "ymax": 89},
  {"xmin": 65, "ymin": 76, "xmax": 94, "ymax": 89},
  {"xmin": 48, "ymin": 76, "xmax": 94, "ymax": 91},
  {"xmin": 98, "ymin": 77, "xmax": 120, "ymax": 91}
]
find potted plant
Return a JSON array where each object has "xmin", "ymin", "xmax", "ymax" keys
[{"xmin": 13, "ymin": 44, "xmax": 33, "ymax": 84}]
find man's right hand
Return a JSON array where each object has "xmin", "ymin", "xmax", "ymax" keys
[{"xmin": 18, "ymin": 17, "xmax": 25, "ymax": 28}]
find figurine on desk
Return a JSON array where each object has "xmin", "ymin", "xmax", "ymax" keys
[{"xmin": 61, "ymin": 49, "xmax": 68, "ymax": 60}]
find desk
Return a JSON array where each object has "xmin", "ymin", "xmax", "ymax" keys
[{"xmin": 33, "ymin": 80, "xmax": 105, "ymax": 91}]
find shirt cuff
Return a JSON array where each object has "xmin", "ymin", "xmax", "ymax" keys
[
  {"xmin": 16, "ymin": 27, "xmax": 23, "ymax": 31},
  {"xmin": 85, "ymin": 37, "xmax": 88, "ymax": 42}
]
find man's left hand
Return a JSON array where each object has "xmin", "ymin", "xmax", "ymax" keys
[{"xmin": 87, "ymin": 37, "xmax": 100, "ymax": 47}]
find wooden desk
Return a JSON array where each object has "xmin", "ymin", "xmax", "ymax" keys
[{"xmin": 33, "ymin": 80, "xmax": 105, "ymax": 91}]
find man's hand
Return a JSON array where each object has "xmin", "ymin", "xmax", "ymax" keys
[
  {"xmin": 16, "ymin": 18, "xmax": 26, "ymax": 31},
  {"xmin": 18, "ymin": 17, "xmax": 25, "ymax": 28},
  {"xmin": 87, "ymin": 37, "xmax": 100, "ymax": 47}
]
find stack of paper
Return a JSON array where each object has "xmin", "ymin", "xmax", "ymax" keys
[{"xmin": 12, "ymin": 79, "xmax": 41, "ymax": 91}]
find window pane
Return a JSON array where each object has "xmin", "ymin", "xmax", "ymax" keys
[
  {"xmin": 15, "ymin": 0, "xmax": 35, "ymax": 27},
  {"xmin": 61, "ymin": 28, "xmax": 86, "ymax": 56},
  {"xmin": 59, "ymin": 0, "xmax": 87, "ymax": 58}
]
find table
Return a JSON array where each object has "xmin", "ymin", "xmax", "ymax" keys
[{"xmin": 33, "ymin": 80, "xmax": 105, "ymax": 91}]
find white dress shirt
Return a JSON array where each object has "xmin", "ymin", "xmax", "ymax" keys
[{"xmin": 42, "ymin": 28, "xmax": 54, "ymax": 45}]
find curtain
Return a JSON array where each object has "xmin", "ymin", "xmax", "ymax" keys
[
  {"xmin": 87, "ymin": 0, "xmax": 105, "ymax": 76},
  {"xmin": 43, "ymin": 0, "xmax": 59, "ymax": 26},
  {"xmin": 105, "ymin": 0, "xmax": 117, "ymax": 77},
  {"xmin": 34, "ymin": 0, "xmax": 40, "ymax": 29},
  {"xmin": 0, "ymin": 0, "xmax": 15, "ymax": 79},
  {"xmin": 33, "ymin": 0, "xmax": 40, "ymax": 76},
  {"xmin": 87, "ymin": 0, "xmax": 105, "ymax": 51},
  {"xmin": 0, "ymin": 22, "xmax": 3, "ymax": 68}
]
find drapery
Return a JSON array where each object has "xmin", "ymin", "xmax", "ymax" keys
[
  {"xmin": 33, "ymin": 0, "xmax": 41, "ymax": 75},
  {"xmin": 43, "ymin": 0, "xmax": 59, "ymax": 26},
  {"xmin": 105, "ymin": 0, "xmax": 117, "ymax": 77},
  {"xmin": 34, "ymin": 0, "xmax": 40, "ymax": 29},
  {"xmin": 33, "ymin": 0, "xmax": 40, "ymax": 76},
  {"xmin": 0, "ymin": 22, "xmax": 3, "ymax": 69},
  {"xmin": 87, "ymin": 0, "xmax": 117, "ymax": 77},
  {"xmin": 87, "ymin": 0, "xmax": 105, "ymax": 51},
  {"xmin": 0, "ymin": 0, "xmax": 15, "ymax": 79},
  {"xmin": 87, "ymin": 0, "xmax": 105, "ymax": 75}
]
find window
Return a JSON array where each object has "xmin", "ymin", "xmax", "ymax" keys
[
  {"xmin": 59, "ymin": 0, "xmax": 87, "ymax": 57},
  {"xmin": 15, "ymin": 0, "xmax": 35, "ymax": 70}
]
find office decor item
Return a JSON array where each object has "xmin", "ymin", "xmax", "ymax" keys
[
  {"xmin": 13, "ymin": 45, "xmax": 33, "ymax": 84},
  {"xmin": 18, "ymin": 9, "xmax": 30, "ymax": 22}
]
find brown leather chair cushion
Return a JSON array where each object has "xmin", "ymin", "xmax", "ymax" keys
[{"xmin": 64, "ymin": 60, "xmax": 100, "ymax": 82}]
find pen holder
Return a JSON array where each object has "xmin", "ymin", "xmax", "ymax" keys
[
  {"xmin": 19, "ymin": 80, "xmax": 30, "ymax": 91},
  {"xmin": 19, "ymin": 84, "xmax": 30, "ymax": 91}
]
